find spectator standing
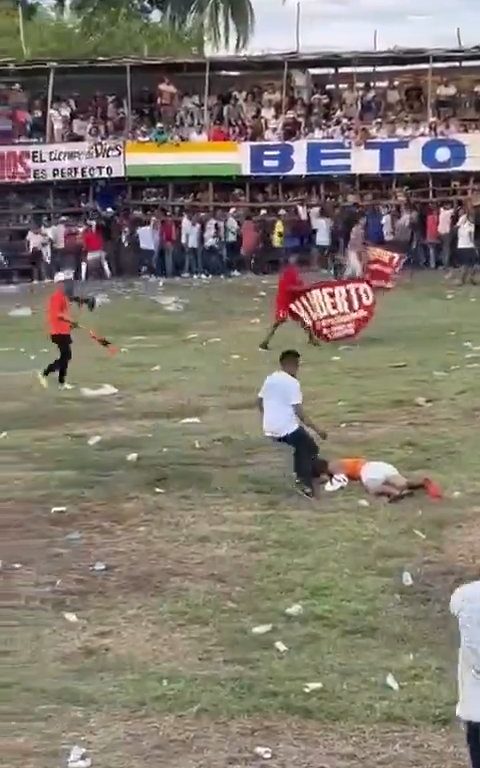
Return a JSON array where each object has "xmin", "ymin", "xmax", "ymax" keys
[
  {"xmin": 437, "ymin": 202, "xmax": 454, "ymax": 268},
  {"xmin": 345, "ymin": 215, "xmax": 365, "ymax": 278},
  {"xmin": 204, "ymin": 213, "xmax": 224, "ymax": 276},
  {"xmin": 157, "ymin": 77, "xmax": 178, "ymax": 126},
  {"xmin": 457, "ymin": 208, "xmax": 477, "ymax": 285},
  {"xmin": 313, "ymin": 208, "xmax": 333, "ymax": 270},
  {"xmin": 240, "ymin": 214, "xmax": 258, "ymax": 272},
  {"xmin": 180, "ymin": 210, "xmax": 192, "ymax": 277},
  {"xmin": 136, "ymin": 218, "xmax": 158, "ymax": 275},
  {"xmin": 225, "ymin": 208, "xmax": 240, "ymax": 275},
  {"xmin": 450, "ymin": 581, "xmax": 480, "ymax": 768},
  {"xmin": 26, "ymin": 224, "xmax": 48, "ymax": 282},
  {"xmin": 160, "ymin": 212, "xmax": 177, "ymax": 278},
  {"xmin": 436, "ymin": 77, "xmax": 457, "ymax": 118},
  {"xmin": 425, "ymin": 206, "xmax": 439, "ymax": 269},
  {"xmin": 185, "ymin": 213, "xmax": 204, "ymax": 278},
  {"xmin": 49, "ymin": 216, "xmax": 68, "ymax": 272},
  {"xmin": 381, "ymin": 206, "xmax": 394, "ymax": 243},
  {"xmin": 81, "ymin": 220, "xmax": 111, "ymax": 281},
  {"xmin": 272, "ymin": 210, "xmax": 286, "ymax": 262}
]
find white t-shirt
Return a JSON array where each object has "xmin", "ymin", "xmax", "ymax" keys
[
  {"xmin": 438, "ymin": 208, "xmax": 453, "ymax": 235},
  {"xmin": 225, "ymin": 216, "xmax": 239, "ymax": 243},
  {"xmin": 50, "ymin": 223, "xmax": 66, "ymax": 249},
  {"xmin": 26, "ymin": 231, "xmax": 45, "ymax": 252},
  {"xmin": 437, "ymin": 83, "xmax": 457, "ymax": 98},
  {"xmin": 315, "ymin": 217, "xmax": 332, "ymax": 247},
  {"xmin": 181, "ymin": 215, "xmax": 191, "ymax": 246},
  {"xmin": 258, "ymin": 370, "xmax": 302, "ymax": 438},
  {"xmin": 457, "ymin": 215, "xmax": 475, "ymax": 249},
  {"xmin": 382, "ymin": 213, "xmax": 394, "ymax": 242},
  {"xmin": 187, "ymin": 222, "xmax": 201, "ymax": 249},
  {"xmin": 137, "ymin": 225, "xmax": 156, "ymax": 251}
]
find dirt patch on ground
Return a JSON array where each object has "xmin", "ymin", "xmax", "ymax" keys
[{"xmin": 8, "ymin": 715, "xmax": 467, "ymax": 768}]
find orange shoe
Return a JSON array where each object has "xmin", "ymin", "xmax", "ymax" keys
[{"xmin": 424, "ymin": 478, "xmax": 443, "ymax": 500}]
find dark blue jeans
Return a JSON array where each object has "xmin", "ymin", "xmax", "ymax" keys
[{"xmin": 277, "ymin": 426, "xmax": 319, "ymax": 491}]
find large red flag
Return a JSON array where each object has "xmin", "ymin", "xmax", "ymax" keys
[{"xmin": 365, "ymin": 246, "xmax": 405, "ymax": 289}]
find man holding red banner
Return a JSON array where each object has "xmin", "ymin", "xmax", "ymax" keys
[{"xmin": 259, "ymin": 255, "xmax": 318, "ymax": 350}]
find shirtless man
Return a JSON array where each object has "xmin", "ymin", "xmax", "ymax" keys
[{"xmin": 321, "ymin": 457, "xmax": 442, "ymax": 501}]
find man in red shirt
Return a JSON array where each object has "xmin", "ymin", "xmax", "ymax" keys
[
  {"xmin": 259, "ymin": 255, "xmax": 318, "ymax": 350},
  {"xmin": 81, "ymin": 220, "xmax": 112, "ymax": 281},
  {"xmin": 37, "ymin": 272, "xmax": 77, "ymax": 390},
  {"xmin": 160, "ymin": 212, "xmax": 177, "ymax": 277}
]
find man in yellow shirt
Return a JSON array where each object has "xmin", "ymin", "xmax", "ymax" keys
[{"xmin": 272, "ymin": 209, "xmax": 286, "ymax": 260}]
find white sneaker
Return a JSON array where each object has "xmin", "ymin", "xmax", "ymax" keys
[
  {"xmin": 193, "ymin": 274, "xmax": 199, "ymax": 280},
  {"xmin": 181, "ymin": 272, "xmax": 190, "ymax": 279},
  {"xmin": 200, "ymin": 273, "xmax": 209, "ymax": 281},
  {"xmin": 36, "ymin": 371, "xmax": 48, "ymax": 389},
  {"xmin": 231, "ymin": 270, "xmax": 241, "ymax": 277},
  {"xmin": 59, "ymin": 382, "xmax": 75, "ymax": 391}
]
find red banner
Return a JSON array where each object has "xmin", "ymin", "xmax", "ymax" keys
[
  {"xmin": 288, "ymin": 279, "xmax": 376, "ymax": 341},
  {"xmin": 0, "ymin": 148, "xmax": 31, "ymax": 182},
  {"xmin": 365, "ymin": 246, "xmax": 405, "ymax": 289}
]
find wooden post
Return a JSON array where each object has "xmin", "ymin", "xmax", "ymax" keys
[
  {"xmin": 245, "ymin": 180, "xmax": 250, "ymax": 203},
  {"xmin": 281, "ymin": 60, "xmax": 288, "ymax": 117},
  {"xmin": 427, "ymin": 54, "xmax": 433, "ymax": 122},
  {"xmin": 46, "ymin": 65, "xmax": 55, "ymax": 143},
  {"xmin": 126, "ymin": 63, "xmax": 132, "ymax": 134},
  {"xmin": 203, "ymin": 59, "xmax": 210, "ymax": 130}
]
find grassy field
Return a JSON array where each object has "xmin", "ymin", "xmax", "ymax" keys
[{"xmin": 1, "ymin": 273, "xmax": 479, "ymax": 767}]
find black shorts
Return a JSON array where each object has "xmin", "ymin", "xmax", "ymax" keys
[
  {"xmin": 459, "ymin": 248, "xmax": 478, "ymax": 267},
  {"xmin": 51, "ymin": 334, "xmax": 72, "ymax": 346}
]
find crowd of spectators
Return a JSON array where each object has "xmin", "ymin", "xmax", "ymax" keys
[
  {"xmin": 9, "ymin": 197, "xmax": 477, "ymax": 284},
  {"xmin": 1, "ymin": 72, "xmax": 480, "ymax": 145}
]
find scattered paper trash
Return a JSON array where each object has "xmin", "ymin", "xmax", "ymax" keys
[
  {"xmin": 207, "ymin": 337, "xmax": 222, "ymax": 343},
  {"xmin": 151, "ymin": 365, "xmax": 161, "ymax": 371},
  {"xmin": 51, "ymin": 506, "xmax": 67, "ymax": 514},
  {"xmin": 402, "ymin": 570, "xmax": 414, "ymax": 586},
  {"xmin": 413, "ymin": 528, "xmax": 427, "ymax": 540},
  {"xmin": 274, "ymin": 640, "xmax": 288, "ymax": 654},
  {"xmin": 155, "ymin": 487, "xmax": 165, "ymax": 494},
  {"xmin": 414, "ymin": 397, "xmax": 432, "ymax": 407},
  {"xmin": 303, "ymin": 682, "xmax": 324, "ymax": 693},
  {"xmin": 186, "ymin": 333, "xmax": 198, "ymax": 340},
  {"xmin": 331, "ymin": 356, "xmax": 341, "ymax": 361},
  {"xmin": 63, "ymin": 612, "xmax": 79, "ymax": 623},
  {"xmin": 91, "ymin": 561, "xmax": 107, "ymax": 572},
  {"xmin": 250, "ymin": 318, "xmax": 261, "ymax": 324},
  {"xmin": 87, "ymin": 435, "xmax": 102, "ymax": 446},
  {"xmin": 254, "ymin": 746, "xmax": 272, "ymax": 760},
  {"xmin": 29, "ymin": 354, "xmax": 36, "ymax": 360},
  {"xmin": 65, "ymin": 531, "xmax": 82, "ymax": 542},
  {"xmin": 251, "ymin": 624, "xmax": 273, "ymax": 635},
  {"xmin": 453, "ymin": 491, "xmax": 462, "ymax": 498},
  {"xmin": 0, "ymin": 431, "xmax": 7, "ymax": 439},
  {"xmin": 67, "ymin": 745, "xmax": 92, "ymax": 768},
  {"xmin": 80, "ymin": 384, "xmax": 118, "ymax": 397},
  {"xmin": 130, "ymin": 335, "xmax": 146, "ymax": 341},
  {"xmin": 231, "ymin": 354, "xmax": 241, "ymax": 359},
  {"xmin": 386, "ymin": 673, "xmax": 400, "ymax": 692},
  {"xmin": 180, "ymin": 417, "xmax": 201, "ymax": 424},
  {"xmin": 8, "ymin": 306, "xmax": 32, "ymax": 317},
  {"xmin": 433, "ymin": 370, "xmax": 448, "ymax": 377},
  {"xmin": 194, "ymin": 440, "xmax": 201, "ymax": 449},
  {"xmin": 94, "ymin": 292, "xmax": 110, "ymax": 306},
  {"xmin": 358, "ymin": 499, "xmax": 370, "ymax": 508},
  {"xmin": 285, "ymin": 603, "xmax": 303, "ymax": 617},
  {"xmin": 11, "ymin": 563, "xmax": 22, "ymax": 569},
  {"xmin": 126, "ymin": 452, "xmax": 138, "ymax": 462}
]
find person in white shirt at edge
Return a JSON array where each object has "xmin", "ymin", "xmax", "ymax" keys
[
  {"xmin": 313, "ymin": 208, "xmax": 333, "ymax": 272},
  {"xmin": 49, "ymin": 216, "xmax": 68, "ymax": 273},
  {"xmin": 136, "ymin": 218, "xmax": 158, "ymax": 276},
  {"xmin": 456, "ymin": 208, "xmax": 478, "ymax": 286},
  {"xmin": 257, "ymin": 349, "xmax": 327, "ymax": 500},
  {"xmin": 26, "ymin": 225, "xmax": 49, "ymax": 282},
  {"xmin": 203, "ymin": 214, "xmax": 224, "ymax": 276},
  {"xmin": 180, "ymin": 210, "xmax": 192, "ymax": 277},
  {"xmin": 381, "ymin": 207, "xmax": 394, "ymax": 243},
  {"xmin": 185, "ymin": 213, "xmax": 205, "ymax": 278},
  {"xmin": 450, "ymin": 580, "xmax": 480, "ymax": 768},
  {"xmin": 225, "ymin": 208, "xmax": 241, "ymax": 276},
  {"xmin": 345, "ymin": 215, "xmax": 366, "ymax": 278},
  {"xmin": 438, "ymin": 202, "xmax": 454, "ymax": 269}
]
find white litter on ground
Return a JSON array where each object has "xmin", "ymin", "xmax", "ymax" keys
[
  {"xmin": 130, "ymin": 335, "xmax": 147, "ymax": 340},
  {"xmin": 180, "ymin": 417, "xmax": 201, "ymax": 424},
  {"xmin": 186, "ymin": 333, "xmax": 198, "ymax": 339},
  {"xmin": 413, "ymin": 529, "xmax": 427, "ymax": 540},
  {"xmin": 414, "ymin": 397, "xmax": 432, "ymax": 407},
  {"xmin": 358, "ymin": 499, "xmax": 370, "ymax": 508},
  {"xmin": 303, "ymin": 682, "xmax": 324, "ymax": 693},
  {"xmin": 51, "ymin": 506, "xmax": 67, "ymax": 514},
  {"xmin": 87, "ymin": 435, "xmax": 102, "ymax": 446},
  {"xmin": 151, "ymin": 365, "xmax": 161, "ymax": 371},
  {"xmin": 0, "ymin": 431, "xmax": 7, "ymax": 439},
  {"xmin": 8, "ymin": 306, "xmax": 32, "ymax": 317},
  {"xmin": 331, "ymin": 356, "xmax": 341, "ymax": 361},
  {"xmin": 386, "ymin": 673, "xmax": 400, "ymax": 692},
  {"xmin": 285, "ymin": 603, "xmax": 303, "ymax": 617},
  {"xmin": 402, "ymin": 570, "xmax": 413, "ymax": 586},
  {"xmin": 126, "ymin": 452, "xmax": 138, "ymax": 462},
  {"xmin": 207, "ymin": 337, "xmax": 222, "ymax": 343},
  {"xmin": 94, "ymin": 293, "xmax": 110, "ymax": 306},
  {"xmin": 91, "ymin": 561, "xmax": 107, "ymax": 572},
  {"xmin": 251, "ymin": 624, "xmax": 273, "ymax": 635},
  {"xmin": 194, "ymin": 440, "xmax": 201, "ymax": 449},
  {"xmin": 63, "ymin": 612, "xmax": 79, "ymax": 623},
  {"xmin": 253, "ymin": 746, "xmax": 272, "ymax": 760},
  {"xmin": 155, "ymin": 487, "xmax": 165, "ymax": 494},
  {"xmin": 80, "ymin": 384, "xmax": 118, "ymax": 397},
  {"xmin": 67, "ymin": 745, "xmax": 92, "ymax": 768},
  {"xmin": 274, "ymin": 640, "xmax": 288, "ymax": 654}
]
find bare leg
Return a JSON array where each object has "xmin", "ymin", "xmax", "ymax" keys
[{"xmin": 259, "ymin": 319, "xmax": 285, "ymax": 350}]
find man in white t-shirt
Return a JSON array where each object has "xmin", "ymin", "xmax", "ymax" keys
[
  {"xmin": 438, "ymin": 203, "xmax": 454, "ymax": 268},
  {"xmin": 257, "ymin": 349, "xmax": 327, "ymax": 499},
  {"xmin": 136, "ymin": 219, "xmax": 157, "ymax": 275},
  {"xmin": 457, "ymin": 210, "xmax": 478, "ymax": 285}
]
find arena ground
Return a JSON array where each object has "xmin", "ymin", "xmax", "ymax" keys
[{"xmin": 1, "ymin": 273, "xmax": 479, "ymax": 767}]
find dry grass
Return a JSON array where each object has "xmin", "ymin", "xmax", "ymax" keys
[{"xmin": 0, "ymin": 273, "xmax": 478, "ymax": 766}]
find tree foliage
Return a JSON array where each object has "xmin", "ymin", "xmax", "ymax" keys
[{"xmin": 0, "ymin": 0, "xmax": 205, "ymax": 59}]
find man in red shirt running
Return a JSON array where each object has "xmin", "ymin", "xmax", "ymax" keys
[
  {"xmin": 37, "ymin": 272, "xmax": 77, "ymax": 390},
  {"xmin": 81, "ymin": 220, "xmax": 112, "ymax": 281},
  {"xmin": 259, "ymin": 255, "xmax": 318, "ymax": 350}
]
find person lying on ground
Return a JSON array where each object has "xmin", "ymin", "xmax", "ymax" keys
[{"xmin": 319, "ymin": 456, "xmax": 442, "ymax": 502}]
